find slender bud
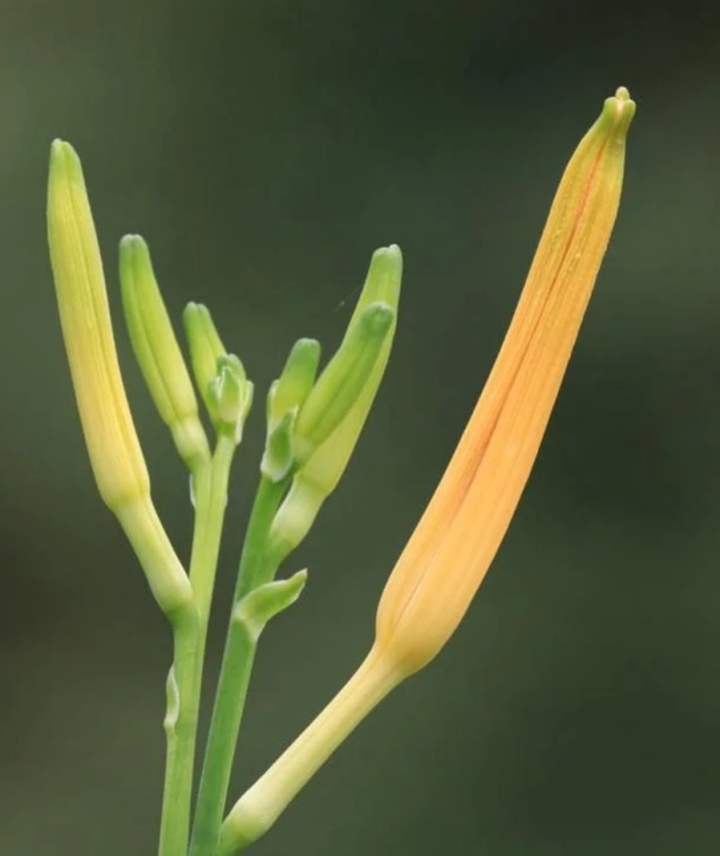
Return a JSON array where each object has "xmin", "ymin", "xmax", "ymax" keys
[
  {"xmin": 261, "ymin": 339, "xmax": 321, "ymax": 482},
  {"xmin": 220, "ymin": 88, "xmax": 636, "ymax": 852},
  {"xmin": 268, "ymin": 338, "xmax": 321, "ymax": 431},
  {"xmin": 48, "ymin": 140, "xmax": 192, "ymax": 617},
  {"xmin": 269, "ymin": 245, "xmax": 402, "ymax": 558},
  {"xmin": 183, "ymin": 302, "xmax": 226, "ymax": 413},
  {"xmin": 377, "ymin": 86, "xmax": 636, "ymax": 675},
  {"xmin": 120, "ymin": 234, "xmax": 210, "ymax": 469},
  {"xmin": 293, "ymin": 303, "xmax": 394, "ymax": 464},
  {"xmin": 48, "ymin": 140, "xmax": 149, "ymax": 510}
]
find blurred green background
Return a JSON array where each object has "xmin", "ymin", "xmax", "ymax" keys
[{"xmin": 2, "ymin": 1, "xmax": 719, "ymax": 854}]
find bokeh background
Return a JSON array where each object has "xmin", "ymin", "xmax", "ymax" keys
[{"xmin": 2, "ymin": 1, "xmax": 719, "ymax": 854}]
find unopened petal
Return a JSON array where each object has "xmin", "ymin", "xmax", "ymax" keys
[{"xmin": 377, "ymin": 88, "xmax": 635, "ymax": 674}]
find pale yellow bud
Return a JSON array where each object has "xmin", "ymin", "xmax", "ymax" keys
[
  {"xmin": 48, "ymin": 139, "xmax": 150, "ymax": 509},
  {"xmin": 48, "ymin": 140, "xmax": 192, "ymax": 618}
]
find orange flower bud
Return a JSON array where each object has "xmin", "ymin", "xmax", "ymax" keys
[
  {"xmin": 220, "ymin": 88, "xmax": 636, "ymax": 853},
  {"xmin": 376, "ymin": 86, "xmax": 635, "ymax": 675}
]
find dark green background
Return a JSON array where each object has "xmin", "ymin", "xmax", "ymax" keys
[{"xmin": 2, "ymin": 1, "xmax": 719, "ymax": 854}]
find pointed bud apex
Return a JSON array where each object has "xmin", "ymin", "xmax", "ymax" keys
[
  {"xmin": 268, "ymin": 338, "xmax": 321, "ymax": 430},
  {"xmin": 183, "ymin": 302, "xmax": 227, "ymax": 413},
  {"xmin": 47, "ymin": 139, "xmax": 150, "ymax": 509},
  {"xmin": 119, "ymin": 235, "xmax": 210, "ymax": 469},
  {"xmin": 233, "ymin": 570, "xmax": 307, "ymax": 643}
]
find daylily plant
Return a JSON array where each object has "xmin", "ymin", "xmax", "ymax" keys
[{"xmin": 47, "ymin": 86, "xmax": 634, "ymax": 856}]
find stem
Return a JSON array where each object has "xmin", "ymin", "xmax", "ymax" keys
[
  {"xmin": 157, "ymin": 435, "xmax": 236, "ymax": 856},
  {"xmin": 190, "ymin": 475, "xmax": 288, "ymax": 856},
  {"xmin": 190, "ymin": 436, "xmax": 236, "ymax": 633},
  {"xmin": 159, "ymin": 604, "xmax": 199, "ymax": 856},
  {"xmin": 218, "ymin": 648, "xmax": 401, "ymax": 855}
]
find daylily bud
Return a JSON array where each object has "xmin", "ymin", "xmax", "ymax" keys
[
  {"xmin": 183, "ymin": 302, "xmax": 227, "ymax": 414},
  {"xmin": 48, "ymin": 140, "xmax": 192, "ymax": 617},
  {"xmin": 377, "ymin": 86, "xmax": 636, "ymax": 676},
  {"xmin": 207, "ymin": 354, "xmax": 254, "ymax": 443},
  {"xmin": 48, "ymin": 140, "xmax": 149, "ymax": 510},
  {"xmin": 293, "ymin": 302, "xmax": 394, "ymax": 464},
  {"xmin": 119, "ymin": 234, "xmax": 210, "ymax": 469},
  {"xmin": 268, "ymin": 245, "xmax": 402, "ymax": 559},
  {"xmin": 261, "ymin": 339, "xmax": 321, "ymax": 483},
  {"xmin": 267, "ymin": 338, "xmax": 321, "ymax": 431},
  {"xmin": 219, "ymin": 87, "xmax": 636, "ymax": 852}
]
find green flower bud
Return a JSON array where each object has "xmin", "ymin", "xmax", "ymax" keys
[
  {"xmin": 207, "ymin": 354, "xmax": 254, "ymax": 443},
  {"xmin": 293, "ymin": 303, "xmax": 394, "ymax": 465},
  {"xmin": 269, "ymin": 244, "xmax": 402, "ymax": 559},
  {"xmin": 119, "ymin": 234, "xmax": 210, "ymax": 469},
  {"xmin": 183, "ymin": 302, "xmax": 226, "ymax": 414},
  {"xmin": 267, "ymin": 338, "xmax": 321, "ymax": 431}
]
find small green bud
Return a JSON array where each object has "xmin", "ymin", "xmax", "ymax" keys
[
  {"xmin": 207, "ymin": 354, "xmax": 254, "ymax": 443},
  {"xmin": 293, "ymin": 303, "xmax": 393, "ymax": 464},
  {"xmin": 233, "ymin": 570, "xmax": 307, "ymax": 643},
  {"xmin": 183, "ymin": 302, "xmax": 226, "ymax": 413},
  {"xmin": 268, "ymin": 338, "xmax": 321, "ymax": 430},
  {"xmin": 120, "ymin": 235, "xmax": 210, "ymax": 469}
]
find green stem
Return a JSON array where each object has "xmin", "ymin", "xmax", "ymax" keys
[
  {"xmin": 158, "ymin": 435, "xmax": 236, "ymax": 856},
  {"xmin": 190, "ymin": 436, "xmax": 236, "ymax": 631},
  {"xmin": 159, "ymin": 604, "xmax": 199, "ymax": 856},
  {"xmin": 189, "ymin": 475, "xmax": 288, "ymax": 856}
]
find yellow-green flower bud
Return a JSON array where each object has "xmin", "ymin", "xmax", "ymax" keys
[
  {"xmin": 261, "ymin": 339, "xmax": 320, "ymax": 483},
  {"xmin": 48, "ymin": 140, "xmax": 150, "ymax": 510},
  {"xmin": 48, "ymin": 140, "xmax": 192, "ymax": 617},
  {"xmin": 293, "ymin": 303, "xmax": 394, "ymax": 464},
  {"xmin": 267, "ymin": 338, "xmax": 321, "ymax": 431},
  {"xmin": 183, "ymin": 302, "xmax": 227, "ymax": 414},
  {"xmin": 207, "ymin": 355, "xmax": 254, "ymax": 443},
  {"xmin": 269, "ymin": 245, "xmax": 402, "ymax": 559},
  {"xmin": 119, "ymin": 234, "xmax": 210, "ymax": 470}
]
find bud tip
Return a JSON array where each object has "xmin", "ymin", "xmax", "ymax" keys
[{"xmin": 602, "ymin": 85, "xmax": 636, "ymax": 133}]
